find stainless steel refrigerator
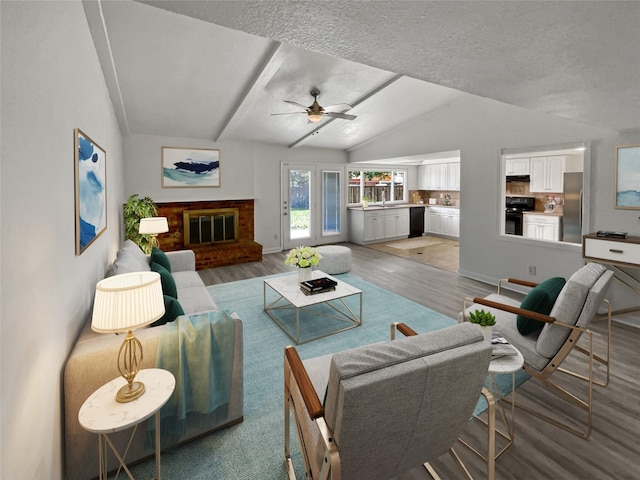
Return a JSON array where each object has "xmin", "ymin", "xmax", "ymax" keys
[{"xmin": 563, "ymin": 172, "xmax": 583, "ymax": 243}]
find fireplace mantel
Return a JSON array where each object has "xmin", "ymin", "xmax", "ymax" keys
[{"xmin": 155, "ymin": 200, "xmax": 262, "ymax": 270}]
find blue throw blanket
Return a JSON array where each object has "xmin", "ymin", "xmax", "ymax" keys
[{"xmin": 150, "ymin": 310, "xmax": 236, "ymax": 438}]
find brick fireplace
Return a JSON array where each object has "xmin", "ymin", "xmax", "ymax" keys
[{"xmin": 155, "ymin": 200, "xmax": 262, "ymax": 270}]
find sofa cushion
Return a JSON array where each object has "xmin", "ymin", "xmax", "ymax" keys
[
  {"xmin": 151, "ymin": 261, "xmax": 178, "ymax": 299},
  {"xmin": 151, "ymin": 295, "xmax": 185, "ymax": 327},
  {"xmin": 106, "ymin": 240, "xmax": 151, "ymax": 277},
  {"xmin": 517, "ymin": 277, "xmax": 566, "ymax": 335},
  {"xmin": 151, "ymin": 247, "xmax": 172, "ymax": 273},
  {"xmin": 536, "ymin": 263, "xmax": 606, "ymax": 359}
]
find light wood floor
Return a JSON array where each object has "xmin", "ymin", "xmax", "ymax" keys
[
  {"xmin": 198, "ymin": 243, "xmax": 640, "ymax": 479},
  {"xmin": 366, "ymin": 234, "xmax": 460, "ymax": 272}
]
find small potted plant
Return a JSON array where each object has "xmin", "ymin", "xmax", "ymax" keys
[
  {"xmin": 468, "ymin": 309, "xmax": 496, "ymax": 341},
  {"xmin": 362, "ymin": 195, "xmax": 372, "ymax": 208},
  {"xmin": 285, "ymin": 246, "xmax": 322, "ymax": 282}
]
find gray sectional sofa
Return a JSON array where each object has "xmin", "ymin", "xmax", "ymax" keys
[{"xmin": 64, "ymin": 240, "xmax": 243, "ymax": 480}]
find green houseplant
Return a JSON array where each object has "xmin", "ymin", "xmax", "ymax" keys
[
  {"xmin": 123, "ymin": 194, "xmax": 158, "ymax": 254},
  {"xmin": 469, "ymin": 309, "xmax": 496, "ymax": 342},
  {"xmin": 468, "ymin": 309, "xmax": 496, "ymax": 327},
  {"xmin": 362, "ymin": 194, "xmax": 372, "ymax": 208}
]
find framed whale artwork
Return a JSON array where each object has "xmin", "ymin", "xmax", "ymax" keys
[
  {"xmin": 74, "ymin": 128, "xmax": 107, "ymax": 255},
  {"xmin": 162, "ymin": 147, "xmax": 221, "ymax": 188}
]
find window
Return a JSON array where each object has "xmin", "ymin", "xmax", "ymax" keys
[{"xmin": 348, "ymin": 169, "xmax": 407, "ymax": 205}]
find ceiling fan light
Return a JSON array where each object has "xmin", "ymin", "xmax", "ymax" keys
[{"xmin": 308, "ymin": 114, "xmax": 323, "ymax": 123}]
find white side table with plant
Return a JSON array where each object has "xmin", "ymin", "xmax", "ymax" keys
[{"xmin": 463, "ymin": 309, "xmax": 524, "ymax": 462}]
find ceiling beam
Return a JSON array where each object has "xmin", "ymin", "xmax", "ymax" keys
[
  {"xmin": 83, "ymin": 0, "xmax": 131, "ymax": 135},
  {"xmin": 288, "ymin": 74, "xmax": 403, "ymax": 149},
  {"xmin": 214, "ymin": 41, "xmax": 285, "ymax": 142}
]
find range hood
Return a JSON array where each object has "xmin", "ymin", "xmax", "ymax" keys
[{"xmin": 506, "ymin": 174, "xmax": 530, "ymax": 182}]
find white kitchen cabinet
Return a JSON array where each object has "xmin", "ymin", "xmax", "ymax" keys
[
  {"xmin": 418, "ymin": 162, "xmax": 460, "ymax": 190},
  {"xmin": 349, "ymin": 208, "xmax": 410, "ymax": 245},
  {"xmin": 426, "ymin": 206, "xmax": 459, "ymax": 238},
  {"xmin": 428, "ymin": 208, "xmax": 441, "ymax": 234},
  {"xmin": 522, "ymin": 213, "xmax": 562, "ymax": 241},
  {"xmin": 363, "ymin": 210, "xmax": 386, "ymax": 242},
  {"xmin": 505, "ymin": 157, "xmax": 530, "ymax": 175},
  {"xmin": 385, "ymin": 209, "xmax": 410, "ymax": 238},
  {"xmin": 447, "ymin": 163, "xmax": 460, "ymax": 190},
  {"xmin": 530, "ymin": 156, "xmax": 565, "ymax": 193}
]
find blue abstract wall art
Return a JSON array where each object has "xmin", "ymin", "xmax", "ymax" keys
[
  {"xmin": 162, "ymin": 147, "xmax": 220, "ymax": 188},
  {"xmin": 75, "ymin": 128, "xmax": 106, "ymax": 254},
  {"xmin": 615, "ymin": 144, "xmax": 640, "ymax": 210}
]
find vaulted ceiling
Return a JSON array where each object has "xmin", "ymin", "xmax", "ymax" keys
[{"xmin": 85, "ymin": 0, "xmax": 639, "ymax": 153}]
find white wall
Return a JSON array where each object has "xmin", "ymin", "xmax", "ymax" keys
[
  {"xmin": 0, "ymin": 2, "xmax": 124, "ymax": 478},
  {"xmin": 123, "ymin": 135, "xmax": 347, "ymax": 252},
  {"xmin": 349, "ymin": 95, "xmax": 640, "ymax": 314}
]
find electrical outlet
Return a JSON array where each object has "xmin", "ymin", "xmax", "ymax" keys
[{"xmin": 528, "ymin": 265, "xmax": 536, "ymax": 275}]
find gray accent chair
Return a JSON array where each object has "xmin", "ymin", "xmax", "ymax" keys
[
  {"xmin": 461, "ymin": 262, "xmax": 613, "ymax": 439},
  {"xmin": 284, "ymin": 322, "xmax": 495, "ymax": 480}
]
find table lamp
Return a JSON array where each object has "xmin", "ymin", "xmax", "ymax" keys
[
  {"xmin": 91, "ymin": 271, "xmax": 165, "ymax": 402},
  {"xmin": 138, "ymin": 217, "xmax": 169, "ymax": 248}
]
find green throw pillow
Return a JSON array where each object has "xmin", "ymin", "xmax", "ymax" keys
[
  {"xmin": 151, "ymin": 295, "xmax": 185, "ymax": 327},
  {"xmin": 150, "ymin": 247, "xmax": 171, "ymax": 273},
  {"xmin": 517, "ymin": 276, "xmax": 566, "ymax": 335},
  {"xmin": 151, "ymin": 261, "xmax": 178, "ymax": 299}
]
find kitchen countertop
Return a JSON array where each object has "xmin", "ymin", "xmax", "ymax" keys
[
  {"xmin": 348, "ymin": 204, "xmax": 459, "ymax": 211},
  {"xmin": 523, "ymin": 211, "xmax": 563, "ymax": 217}
]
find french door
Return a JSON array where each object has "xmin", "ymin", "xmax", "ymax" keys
[{"xmin": 281, "ymin": 163, "xmax": 346, "ymax": 250}]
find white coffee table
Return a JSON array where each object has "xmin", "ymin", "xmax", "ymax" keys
[{"xmin": 264, "ymin": 270, "xmax": 362, "ymax": 344}]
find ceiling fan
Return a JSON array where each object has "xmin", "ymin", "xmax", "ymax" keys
[{"xmin": 271, "ymin": 88, "xmax": 357, "ymax": 123}]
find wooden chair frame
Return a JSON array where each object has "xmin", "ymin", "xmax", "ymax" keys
[
  {"xmin": 284, "ymin": 323, "xmax": 496, "ymax": 480},
  {"xmin": 462, "ymin": 277, "xmax": 612, "ymax": 439}
]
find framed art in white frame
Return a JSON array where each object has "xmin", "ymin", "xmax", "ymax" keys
[
  {"xmin": 162, "ymin": 147, "xmax": 220, "ymax": 188},
  {"xmin": 615, "ymin": 144, "xmax": 640, "ymax": 210},
  {"xmin": 74, "ymin": 128, "xmax": 107, "ymax": 255}
]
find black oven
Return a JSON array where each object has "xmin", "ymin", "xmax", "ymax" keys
[{"xmin": 505, "ymin": 197, "xmax": 535, "ymax": 236}]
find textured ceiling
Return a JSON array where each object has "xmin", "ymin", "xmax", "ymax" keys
[{"xmin": 88, "ymin": 1, "xmax": 639, "ymax": 154}]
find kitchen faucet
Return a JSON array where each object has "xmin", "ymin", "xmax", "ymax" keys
[{"xmin": 382, "ymin": 190, "xmax": 386, "ymax": 207}]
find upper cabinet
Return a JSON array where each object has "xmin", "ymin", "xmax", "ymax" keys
[
  {"xmin": 418, "ymin": 162, "xmax": 460, "ymax": 191},
  {"xmin": 530, "ymin": 155, "xmax": 565, "ymax": 192},
  {"xmin": 505, "ymin": 157, "xmax": 530, "ymax": 176}
]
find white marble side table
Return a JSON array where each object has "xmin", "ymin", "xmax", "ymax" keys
[
  {"xmin": 78, "ymin": 368, "xmax": 175, "ymax": 480},
  {"xmin": 487, "ymin": 348, "xmax": 525, "ymax": 459}
]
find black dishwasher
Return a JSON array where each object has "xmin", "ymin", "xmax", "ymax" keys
[{"xmin": 409, "ymin": 206, "xmax": 425, "ymax": 238}]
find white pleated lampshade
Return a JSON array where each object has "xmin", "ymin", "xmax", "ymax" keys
[
  {"xmin": 138, "ymin": 217, "xmax": 169, "ymax": 235},
  {"xmin": 91, "ymin": 271, "xmax": 165, "ymax": 333}
]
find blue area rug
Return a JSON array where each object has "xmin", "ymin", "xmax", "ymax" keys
[{"xmin": 128, "ymin": 272, "xmax": 527, "ymax": 479}]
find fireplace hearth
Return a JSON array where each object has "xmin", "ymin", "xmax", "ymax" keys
[{"xmin": 155, "ymin": 200, "xmax": 262, "ymax": 269}]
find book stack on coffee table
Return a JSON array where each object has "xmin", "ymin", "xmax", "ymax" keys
[{"xmin": 300, "ymin": 277, "xmax": 338, "ymax": 296}]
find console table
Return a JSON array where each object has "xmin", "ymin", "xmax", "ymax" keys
[{"xmin": 583, "ymin": 233, "xmax": 640, "ymax": 318}]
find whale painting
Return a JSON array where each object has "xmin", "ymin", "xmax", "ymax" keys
[
  {"xmin": 74, "ymin": 128, "xmax": 107, "ymax": 255},
  {"xmin": 162, "ymin": 147, "xmax": 220, "ymax": 188}
]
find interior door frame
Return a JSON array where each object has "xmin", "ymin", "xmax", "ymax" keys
[{"xmin": 281, "ymin": 163, "xmax": 347, "ymax": 250}]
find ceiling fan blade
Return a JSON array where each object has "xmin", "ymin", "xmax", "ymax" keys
[
  {"xmin": 271, "ymin": 112, "xmax": 307, "ymax": 116},
  {"xmin": 325, "ymin": 112, "xmax": 357, "ymax": 121},
  {"xmin": 284, "ymin": 100, "xmax": 310, "ymax": 110},
  {"xmin": 322, "ymin": 103, "xmax": 353, "ymax": 113}
]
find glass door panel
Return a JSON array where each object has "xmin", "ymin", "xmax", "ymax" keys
[{"xmin": 282, "ymin": 164, "xmax": 346, "ymax": 250}]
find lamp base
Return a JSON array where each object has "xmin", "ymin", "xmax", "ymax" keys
[{"xmin": 116, "ymin": 381, "xmax": 146, "ymax": 403}]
